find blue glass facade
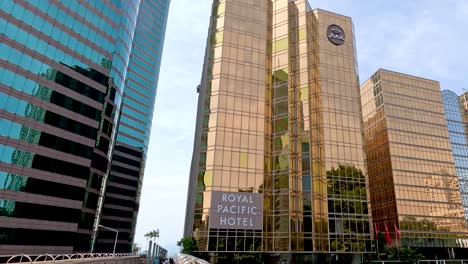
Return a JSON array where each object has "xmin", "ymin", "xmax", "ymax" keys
[
  {"xmin": 95, "ymin": 0, "xmax": 170, "ymax": 253},
  {"xmin": 442, "ymin": 90, "xmax": 468, "ymax": 224},
  {"xmin": 0, "ymin": 0, "xmax": 167, "ymax": 254}
]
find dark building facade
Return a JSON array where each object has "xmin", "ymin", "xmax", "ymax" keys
[
  {"xmin": 0, "ymin": 0, "xmax": 169, "ymax": 254},
  {"xmin": 95, "ymin": 0, "xmax": 170, "ymax": 253}
]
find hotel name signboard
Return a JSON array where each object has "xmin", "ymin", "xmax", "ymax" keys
[{"xmin": 209, "ymin": 191, "xmax": 263, "ymax": 230}]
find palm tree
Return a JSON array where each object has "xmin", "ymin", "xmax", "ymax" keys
[{"xmin": 144, "ymin": 230, "xmax": 160, "ymax": 259}]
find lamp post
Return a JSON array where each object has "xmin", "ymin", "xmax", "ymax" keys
[{"xmin": 98, "ymin": 224, "xmax": 118, "ymax": 255}]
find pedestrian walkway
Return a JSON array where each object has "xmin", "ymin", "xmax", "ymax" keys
[{"xmin": 1, "ymin": 253, "xmax": 141, "ymax": 264}]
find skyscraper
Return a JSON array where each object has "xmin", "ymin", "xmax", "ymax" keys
[
  {"xmin": 0, "ymin": 0, "xmax": 169, "ymax": 254},
  {"xmin": 94, "ymin": 0, "xmax": 170, "ymax": 253},
  {"xmin": 459, "ymin": 92, "xmax": 468, "ymax": 111},
  {"xmin": 361, "ymin": 70, "xmax": 468, "ymax": 257},
  {"xmin": 442, "ymin": 90, "xmax": 468, "ymax": 225},
  {"xmin": 184, "ymin": 1, "xmax": 371, "ymax": 262}
]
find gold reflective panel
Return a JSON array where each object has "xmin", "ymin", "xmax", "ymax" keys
[
  {"xmin": 272, "ymin": 38, "xmax": 288, "ymax": 53},
  {"xmin": 185, "ymin": 0, "xmax": 373, "ymax": 256},
  {"xmin": 314, "ymin": 9, "xmax": 371, "ymax": 253},
  {"xmin": 362, "ymin": 69, "xmax": 468, "ymax": 248}
]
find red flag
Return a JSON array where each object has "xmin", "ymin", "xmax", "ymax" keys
[
  {"xmin": 395, "ymin": 224, "xmax": 401, "ymax": 240},
  {"xmin": 374, "ymin": 223, "xmax": 379, "ymax": 239},
  {"xmin": 384, "ymin": 223, "xmax": 391, "ymax": 245}
]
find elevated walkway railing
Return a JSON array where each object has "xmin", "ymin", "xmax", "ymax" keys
[
  {"xmin": 417, "ymin": 261, "xmax": 468, "ymax": 264},
  {"xmin": 371, "ymin": 260, "xmax": 468, "ymax": 264},
  {"xmin": 0, "ymin": 253, "xmax": 142, "ymax": 264}
]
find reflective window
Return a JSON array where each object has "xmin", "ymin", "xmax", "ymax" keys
[
  {"xmin": 0, "ymin": 144, "xmax": 89, "ymax": 179},
  {"xmin": 0, "ymin": 92, "xmax": 98, "ymax": 139},
  {"xmin": 0, "ymin": 118, "xmax": 93, "ymax": 158},
  {"xmin": 0, "ymin": 171, "xmax": 84, "ymax": 200}
]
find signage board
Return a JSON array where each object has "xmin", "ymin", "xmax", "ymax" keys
[
  {"xmin": 327, "ymin": 24, "xmax": 345, "ymax": 46},
  {"xmin": 209, "ymin": 191, "xmax": 263, "ymax": 230}
]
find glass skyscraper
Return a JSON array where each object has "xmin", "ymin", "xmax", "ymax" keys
[
  {"xmin": 95, "ymin": 0, "xmax": 170, "ymax": 253},
  {"xmin": 361, "ymin": 70, "xmax": 468, "ymax": 258},
  {"xmin": 0, "ymin": 0, "xmax": 169, "ymax": 254},
  {"xmin": 442, "ymin": 90, "xmax": 468, "ymax": 225},
  {"xmin": 184, "ymin": 1, "xmax": 371, "ymax": 262}
]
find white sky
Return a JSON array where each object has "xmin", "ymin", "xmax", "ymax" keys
[{"xmin": 134, "ymin": 0, "xmax": 468, "ymax": 256}]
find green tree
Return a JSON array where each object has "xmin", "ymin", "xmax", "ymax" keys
[
  {"xmin": 384, "ymin": 245, "xmax": 424, "ymax": 263},
  {"xmin": 232, "ymin": 253, "xmax": 262, "ymax": 263},
  {"xmin": 327, "ymin": 164, "xmax": 368, "ymax": 214},
  {"xmin": 398, "ymin": 217, "xmax": 458, "ymax": 247},
  {"xmin": 375, "ymin": 231, "xmax": 424, "ymax": 263},
  {"xmin": 177, "ymin": 237, "xmax": 198, "ymax": 254},
  {"xmin": 327, "ymin": 164, "xmax": 369, "ymax": 252},
  {"xmin": 399, "ymin": 217, "xmax": 438, "ymax": 231}
]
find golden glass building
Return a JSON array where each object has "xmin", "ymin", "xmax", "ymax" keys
[
  {"xmin": 361, "ymin": 69, "xmax": 468, "ymax": 257},
  {"xmin": 184, "ymin": 0, "xmax": 371, "ymax": 262}
]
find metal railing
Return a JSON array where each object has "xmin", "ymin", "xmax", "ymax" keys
[
  {"xmin": 417, "ymin": 261, "xmax": 468, "ymax": 264},
  {"xmin": 174, "ymin": 254, "xmax": 209, "ymax": 264},
  {"xmin": 371, "ymin": 260, "xmax": 468, "ymax": 264},
  {"xmin": 0, "ymin": 253, "xmax": 141, "ymax": 264}
]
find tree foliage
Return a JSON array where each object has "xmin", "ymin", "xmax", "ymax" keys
[
  {"xmin": 145, "ymin": 230, "xmax": 160, "ymax": 239},
  {"xmin": 327, "ymin": 165, "xmax": 367, "ymax": 196},
  {"xmin": 384, "ymin": 245, "xmax": 425, "ymax": 263},
  {"xmin": 327, "ymin": 164, "xmax": 368, "ymax": 215},
  {"xmin": 376, "ymin": 231, "xmax": 424, "ymax": 263},
  {"xmin": 327, "ymin": 164, "xmax": 369, "ymax": 252},
  {"xmin": 177, "ymin": 237, "xmax": 198, "ymax": 254}
]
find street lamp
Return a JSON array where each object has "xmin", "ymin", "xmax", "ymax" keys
[{"xmin": 98, "ymin": 224, "xmax": 118, "ymax": 255}]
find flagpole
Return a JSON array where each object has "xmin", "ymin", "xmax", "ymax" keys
[
  {"xmin": 374, "ymin": 223, "xmax": 380, "ymax": 260},
  {"xmin": 395, "ymin": 224, "xmax": 400, "ymax": 261},
  {"xmin": 376, "ymin": 235, "xmax": 380, "ymax": 260},
  {"xmin": 384, "ymin": 222, "xmax": 392, "ymax": 257}
]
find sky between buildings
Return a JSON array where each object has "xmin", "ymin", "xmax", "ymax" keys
[{"xmin": 134, "ymin": 0, "xmax": 468, "ymax": 255}]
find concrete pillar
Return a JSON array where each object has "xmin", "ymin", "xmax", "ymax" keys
[{"xmin": 147, "ymin": 241, "xmax": 153, "ymax": 264}]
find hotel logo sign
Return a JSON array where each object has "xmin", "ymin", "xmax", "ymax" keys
[
  {"xmin": 327, "ymin": 24, "xmax": 345, "ymax": 46},
  {"xmin": 209, "ymin": 191, "xmax": 263, "ymax": 230}
]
